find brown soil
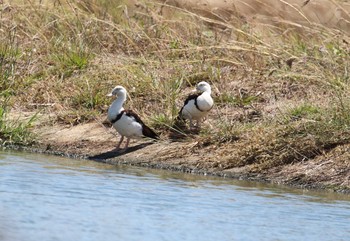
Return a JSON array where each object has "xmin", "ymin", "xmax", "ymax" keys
[{"xmin": 17, "ymin": 113, "xmax": 348, "ymax": 194}]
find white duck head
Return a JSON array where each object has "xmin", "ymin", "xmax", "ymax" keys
[
  {"xmin": 195, "ymin": 81, "xmax": 211, "ymax": 94},
  {"xmin": 107, "ymin": 85, "xmax": 127, "ymax": 100}
]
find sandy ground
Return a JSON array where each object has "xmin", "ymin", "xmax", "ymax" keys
[{"xmin": 19, "ymin": 117, "xmax": 348, "ymax": 194}]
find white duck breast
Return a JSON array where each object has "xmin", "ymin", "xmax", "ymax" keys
[
  {"xmin": 113, "ymin": 111, "xmax": 144, "ymax": 138},
  {"xmin": 181, "ymin": 92, "xmax": 213, "ymax": 120}
]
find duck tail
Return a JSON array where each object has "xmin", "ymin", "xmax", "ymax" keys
[{"xmin": 142, "ymin": 125, "xmax": 159, "ymax": 140}]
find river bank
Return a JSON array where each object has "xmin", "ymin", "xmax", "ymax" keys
[{"xmin": 6, "ymin": 113, "xmax": 349, "ymax": 194}]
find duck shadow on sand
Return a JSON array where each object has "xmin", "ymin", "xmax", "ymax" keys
[
  {"xmin": 168, "ymin": 125, "xmax": 200, "ymax": 142},
  {"xmin": 88, "ymin": 142, "xmax": 154, "ymax": 161}
]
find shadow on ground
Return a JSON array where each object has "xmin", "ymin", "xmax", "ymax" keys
[{"xmin": 88, "ymin": 142, "xmax": 154, "ymax": 161}]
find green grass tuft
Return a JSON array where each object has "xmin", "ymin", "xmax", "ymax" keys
[
  {"xmin": 0, "ymin": 107, "xmax": 37, "ymax": 146},
  {"xmin": 289, "ymin": 104, "xmax": 320, "ymax": 120}
]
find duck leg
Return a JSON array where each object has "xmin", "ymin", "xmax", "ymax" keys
[
  {"xmin": 189, "ymin": 119, "xmax": 194, "ymax": 130},
  {"xmin": 124, "ymin": 137, "xmax": 131, "ymax": 150},
  {"xmin": 196, "ymin": 119, "xmax": 201, "ymax": 129},
  {"xmin": 116, "ymin": 135, "xmax": 124, "ymax": 150}
]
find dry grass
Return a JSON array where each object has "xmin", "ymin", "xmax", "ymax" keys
[{"xmin": 1, "ymin": 0, "xmax": 350, "ymax": 171}]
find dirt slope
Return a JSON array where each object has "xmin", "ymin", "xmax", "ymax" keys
[{"xmin": 26, "ymin": 117, "xmax": 349, "ymax": 193}]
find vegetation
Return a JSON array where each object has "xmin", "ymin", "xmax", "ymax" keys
[
  {"xmin": 0, "ymin": 0, "xmax": 349, "ymax": 172},
  {"xmin": 0, "ymin": 24, "xmax": 36, "ymax": 145}
]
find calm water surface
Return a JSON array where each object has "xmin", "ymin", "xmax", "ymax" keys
[{"xmin": 0, "ymin": 150, "xmax": 349, "ymax": 241}]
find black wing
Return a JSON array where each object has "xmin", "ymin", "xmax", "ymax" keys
[
  {"xmin": 124, "ymin": 110, "xmax": 159, "ymax": 140},
  {"xmin": 110, "ymin": 110, "xmax": 125, "ymax": 124},
  {"xmin": 178, "ymin": 93, "xmax": 202, "ymax": 117},
  {"xmin": 183, "ymin": 93, "xmax": 200, "ymax": 106}
]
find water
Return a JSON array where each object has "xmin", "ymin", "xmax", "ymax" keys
[{"xmin": 0, "ymin": 151, "xmax": 349, "ymax": 241}]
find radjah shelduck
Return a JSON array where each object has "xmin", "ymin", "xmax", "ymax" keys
[
  {"xmin": 176, "ymin": 81, "xmax": 214, "ymax": 129},
  {"xmin": 107, "ymin": 86, "xmax": 159, "ymax": 150}
]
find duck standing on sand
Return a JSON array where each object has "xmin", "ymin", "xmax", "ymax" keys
[
  {"xmin": 176, "ymin": 81, "xmax": 214, "ymax": 129},
  {"xmin": 107, "ymin": 86, "xmax": 159, "ymax": 150}
]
